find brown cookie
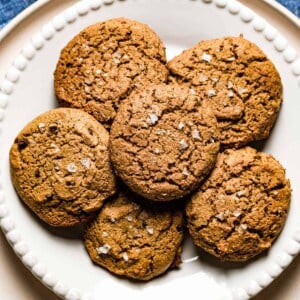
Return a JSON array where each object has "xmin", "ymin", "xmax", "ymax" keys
[
  {"xmin": 168, "ymin": 36, "xmax": 283, "ymax": 148},
  {"xmin": 54, "ymin": 18, "xmax": 168, "ymax": 129},
  {"xmin": 109, "ymin": 83, "xmax": 220, "ymax": 201},
  {"xmin": 9, "ymin": 108, "xmax": 116, "ymax": 227},
  {"xmin": 84, "ymin": 189, "xmax": 184, "ymax": 281},
  {"xmin": 186, "ymin": 147, "xmax": 291, "ymax": 262}
]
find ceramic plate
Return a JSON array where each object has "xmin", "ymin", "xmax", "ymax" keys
[{"xmin": 0, "ymin": 1, "xmax": 300, "ymax": 300}]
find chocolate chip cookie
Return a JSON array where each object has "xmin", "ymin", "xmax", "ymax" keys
[
  {"xmin": 54, "ymin": 18, "xmax": 168, "ymax": 129},
  {"xmin": 168, "ymin": 36, "xmax": 283, "ymax": 148},
  {"xmin": 186, "ymin": 147, "xmax": 291, "ymax": 261},
  {"xmin": 109, "ymin": 84, "xmax": 220, "ymax": 201},
  {"xmin": 10, "ymin": 108, "xmax": 116, "ymax": 227},
  {"xmin": 84, "ymin": 189, "xmax": 184, "ymax": 280}
]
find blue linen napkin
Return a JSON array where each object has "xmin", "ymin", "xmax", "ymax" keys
[{"xmin": 0, "ymin": 0, "xmax": 299, "ymax": 30}]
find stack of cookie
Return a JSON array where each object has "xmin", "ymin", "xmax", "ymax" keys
[{"xmin": 9, "ymin": 18, "xmax": 291, "ymax": 281}]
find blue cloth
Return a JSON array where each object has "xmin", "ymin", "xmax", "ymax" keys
[
  {"xmin": 0, "ymin": 0, "xmax": 36, "ymax": 29},
  {"xmin": 0, "ymin": 0, "xmax": 299, "ymax": 29},
  {"xmin": 277, "ymin": 0, "xmax": 300, "ymax": 16}
]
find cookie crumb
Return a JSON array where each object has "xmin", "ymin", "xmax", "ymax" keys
[
  {"xmin": 102, "ymin": 231, "xmax": 108, "ymax": 237},
  {"xmin": 227, "ymin": 56, "xmax": 235, "ymax": 61},
  {"xmin": 189, "ymin": 88, "xmax": 196, "ymax": 95},
  {"xmin": 202, "ymin": 53, "xmax": 212, "ymax": 62},
  {"xmin": 96, "ymin": 244, "xmax": 111, "ymax": 255}
]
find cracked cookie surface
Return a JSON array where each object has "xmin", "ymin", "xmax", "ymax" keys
[
  {"xmin": 109, "ymin": 84, "xmax": 220, "ymax": 201},
  {"xmin": 168, "ymin": 36, "xmax": 283, "ymax": 148},
  {"xmin": 84, "ymin": 189, "xmax": 184, "ymax": 280},
  {"xmin": 54, "ymin": 18, "xmax": 168, "ymax": 129},
  {"xmin": 186, "ymin": 147, "xmax": 291, "ymax": 262},
  {"xmin": 9, "ymin": 108, "xmax": 116, "ymax": 227}
]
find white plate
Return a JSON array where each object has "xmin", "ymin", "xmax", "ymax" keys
[{"xmin": 0, "ymin": 1, "xmax": 300, "ymax": 300}]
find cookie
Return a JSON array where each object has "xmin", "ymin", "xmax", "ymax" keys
[
  {"xmin": 54, "ymin": 18, "xmax": 169, "ymax": 129},
  {"xmin": 84, "ymin": 189, "xmax": 184, "ymax": 280},
  {"xmin": 9, "ymin": 108, "xmax": 116, "ymax": 227},
  {"xmin": 168, "ymin": 36, "xmax": 283, "ymax": 148},
  {"xmin": 109, "ymin": 83, "xmax": 220, "ymax": 201},
  {"xmin": 186, "ymin": 147, "xmax": 291, "ymax": 262}
]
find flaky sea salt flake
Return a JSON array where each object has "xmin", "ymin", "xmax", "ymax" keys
[
  {"xmin": 182, "ymin": 167, "xmax": 189, "ymax": 176},
  {"xmin": 236, "ymin": 190, "xmax": 246, "ymax": 197},
  {"xmin": 122, "ymin": 252, "xmax": 129, "ymax": 262},
  {"xmin": 202, "ymin": 53, "xmax": 212, "ymax": 62},
  {"xmin": 233, "ymin": 210, "xmax": 241, "ymax": 217},
  {"xmin": 146, "ymin": 226, "xmax": 154, "ymax": 235},
  {"xmin": 50, "ymin": 143, "xmax": 60, "ymax": 153},
  {"xmin": 178, "ymin": 122, "xmax": 185, "ymax": 130},
  {"xmin": 241, "ymin": 224, "xmax": 248, "ymax": 230},
  {"xmin": 80, "ymin": 158, "xmax": 91, "ymax": 169},
  {"xmin": 216, "ymin": 212, "xmax": 224, "ymax": 221},
  {"xmin": 238, "ymin": 87, "xmax": 248, "ymax": 95},
  {"xmin": 192, "ymin": 129, "xmax": 200, "ymax": 139},
  {"xmin": 126, "ymin": 215, "xmax": 133, "ymax": 222},
  {"xmin": 147, "ymin": 113, "xmax": 158, "ymax": 125},
  {"xmin": 228, "ymin": 91, "xmax": 234, "ymax": 98},
  {"xmin": 38, "ymin": 123, "xmax": 46, "ymax": 132},
  {"xmin": 179, "ymin": 139, "xmax": 189, "ymax": 149},
  {"xmin": 207, "ymin": 89, "xmax": 216, "ymax": 97},
  {"xmin": 67, "ymin": 163, "xmax": 77, "ymax": 173},
  {"xmin": 199, "ymin": 73, "xmax": 208, "ymax": 82},
  {"xmin": 154, "ymin": 148, "xmax": 160, "ymax": 154},
  {"xmin": 96, "ymin": 244, "xmax": 111, "ymax": 255}
]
